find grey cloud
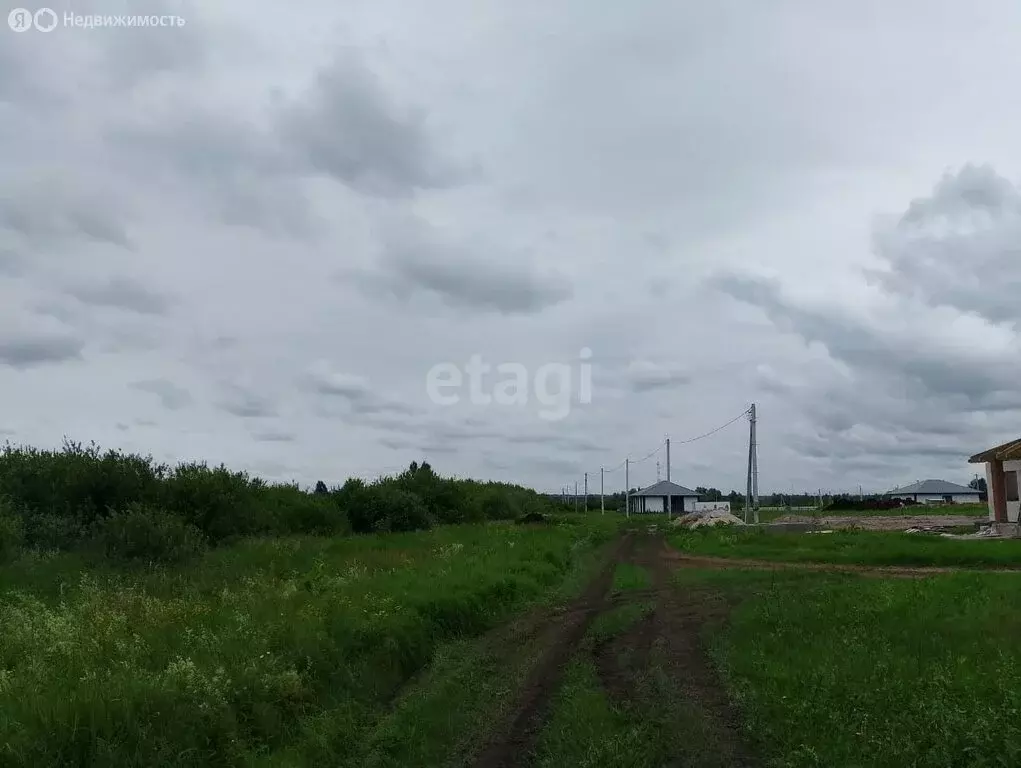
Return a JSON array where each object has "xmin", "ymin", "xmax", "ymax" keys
[
  {"xmin": 0, "ymin": 180, "xmax": 132, "ymax": 248},
  {"xmin": 303, "ymin": 366, "xmax": 418, "ymax": 420},
  {"xmin": 624, "ymin": 360, "xmax": 691, "ymax": 393},
  {"xmin": 354, "ymin": 219, "xmax": 571, "ymax": 314},
  {"xmin": 0, "ymin": 250, "xmax": 26, "ymax": 277},
  {"xmin": 218, "ymin": 385, "xmax": 277, "ymax": 419},
  {"xmin": 379, "ymin": 436, "xmax": 416, "ymax": 451},
  {"xmin": 66, "ymin": 277, "xmax": 173, "ymax": 316},
  {"xmin": 0, "ymin": 334, "xmax": 84, "ymax": 368},
  {"xmin": 710, "ymin": 272, "xmax": 1018, "ymax": 404},
  {"xmin": 868, "ymin": 164, "xmax": 1021, "ymax": 325},
  {"xmin": 253, "ymin": 430, "xmax": 295, "ymax": 443},
  {"xmin": 98, "ymin": 0, "xmax": 205, "ymax": 88},
  {"xmin": 129, "ymin": 379, "xmax": 193, "ymax": 411},
  {"xmin": 109, "ymin": 107, "xmax": 317, "ymax": 237},
  {"xmin": 278, "ymin": 53, "xmax": 459, "ymax": 196},
  {"xmin": 504, "ymin": 432, "xmax": 605, "ymax": 454}
]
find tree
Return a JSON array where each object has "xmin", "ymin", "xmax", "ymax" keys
[
  {"xmin": 969, "ymin": 477, "xmax": 987, "ymax": 493},
  {"xmin": 314, "ymin": 480, "xmax": 329, "ymax": 495}
]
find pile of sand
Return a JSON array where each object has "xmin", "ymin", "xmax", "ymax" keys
[{"xmin": 672, "ymin": 509, "xmax": 747, "ymax": 528}]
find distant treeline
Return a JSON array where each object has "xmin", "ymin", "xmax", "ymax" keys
[
  {"xmin": 822, "ymin": 496, "xmax": 919, "ymax": 512},
  {"xmin": 0, "ymin": 440, "xmax": 560, "ymax": 565}
]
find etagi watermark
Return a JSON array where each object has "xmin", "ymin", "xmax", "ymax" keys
[
  {"xmin": 426, "ymin": 349, "xmax": 593, "ymax": 422},
  {"xmin": 8, "ymin": 7, "xmax": 187, "ymax": 32}
]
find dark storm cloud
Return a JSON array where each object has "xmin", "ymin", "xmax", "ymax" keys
[
  {"xmin": 66, "ymin": 277, "xmax": 173, "ymax": 316},
  {"xmin": 278, "ymin": 52, "xmax": 460, "ymax": 196},
  {"xmin": 354, "ymin": 218, "xmax": 572, "ymax": 314},
  {"xmin": 0, "ymin": 334, "xmax": 84, "ymax": 368},
  {"xmin": 129, "ymin": 379, "xmax": 193, "ymax": 411}
]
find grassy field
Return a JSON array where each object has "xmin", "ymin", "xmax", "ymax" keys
[
  {"xmin": 754, "ymin": 502, "xmax": 988, "ymax": 519},
  {"xmin": 678, "ymin": 566, "xmax": 1021, "ymax": 767},
  {"xmin": 670, "ymin": 526, "xmax": 1021, "ymax": 567},
  {"xmin": 0, "ymin": 516, "xmax": 618, "ymax": 767}
]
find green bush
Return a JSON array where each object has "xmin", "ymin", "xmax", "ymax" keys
[
  {"xmin": 90, "ymin": 505, "xmax": 207, "ymax": 564},
  {"xmin": 0, "ymin": 443, "xmax": 559, "ymax": 554},
  {"xmin": 159, "ymin": 463, "xmax": 265, "ymax": 542},
  {"xmin": 0, "ymin": 440, "xmax": 164, "ymax": 524},
  {"xmin": 0, "ymin": 499, "xmax": 24, "ymax": 562},
  {"xmin": 265, "ymin": 485, "xmax": 348, "ymax": 536},
  {"xmin": 345, "ymin": 485, "xmax": 433, "ymax": 533},
  {"xmin": 481, "ymin": 491, "xmax": 520, "ymax": 521},
  {"xmin": 22, "ymin": 513, "xmax": 86, "ymax": 551}
]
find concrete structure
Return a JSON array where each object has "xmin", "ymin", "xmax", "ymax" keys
[
  {"xmin": 970, "ymin": 439, "xmax": 1021, "ymax": 523},
  {"xmin": 882, "ymin": 479, "xmax": 982, "ymax": 505},
  {"xmin": 628, "ymin": 480, "xmax": 699, "ymax": 514},
  {"xmin": 692, "ymin": 501, "xmax": 732, "ymax": 514}
]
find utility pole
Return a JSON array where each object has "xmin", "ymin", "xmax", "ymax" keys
[
  {"xmin": 666, "ymin": 437, "xmax": 672, "ymax": 519},
  {"xmin": 600, "ymin": 467, "xmax": 605, "ymax": 514},
  {"xmin": 574, "ymin": 481, "xmax": 578, "ymax": 513},
  {"xmin": 656, "ymin": 461, "xmax": 661, "ymax": 482},
  {"xmin": 625, "ymin": 458, "xmax": 630, "ymax": 518},
  {"xmin": 750, "ymin": 404, "xmax": 758, "ymax": 522},
  {"xmin": 584, "ymin": 472, "xmax": 588, "ymax": 513},
  {"xmin": 745, "ymin": 406, "xmax": 753, "ymax": 524}
]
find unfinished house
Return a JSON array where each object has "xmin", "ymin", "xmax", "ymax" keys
[{"xmin": 969, "ymin": 438, "xmax": 1021, "ymax": 525}]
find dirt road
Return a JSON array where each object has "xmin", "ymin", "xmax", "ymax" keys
[{"xmin": 470, "ymin": 532, "xmax": 756, "ymax": 767}]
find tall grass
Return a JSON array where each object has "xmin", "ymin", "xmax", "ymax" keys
[
  {"xmin": 670, "ymin": 527, "xmax": 1021, "ymax": 568},
  {"xmin": 0, "ymin": 520, "xmax": 618, "ymax": 766},
  {"xmin": 701, "ymin": 569, "xmax": 1021, "ymax": 767}
]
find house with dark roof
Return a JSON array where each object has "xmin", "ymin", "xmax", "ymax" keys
[
  {"xmin": 627, "ymin": 480, "xmax": 700, "ymax": 515},
  {"xmin": 969, "ymin": 438, "xmax": 1021, "ymax": 524},
  {"xmin": 881, "ymin": 479, "xmax": 982, "ymax": 504}
]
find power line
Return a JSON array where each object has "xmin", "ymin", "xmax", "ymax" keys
[{"xmin": 671, "ymin": 406, "xmax": 752, "ymax": 445}]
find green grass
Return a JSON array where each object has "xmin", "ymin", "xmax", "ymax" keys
[
  {"xmin": 587, "ymin": 602, "xmax": 654, "ymax": 643},
  {"xmin": 670, "ymin": 527, "xmax": 1021, "ymax": 568},
  {"xmin": 611, "ymin": 563, "xmax": 651, "ymax": 592},
  {"xmin": 682, "ymin": 567, "xmax": 1021, "ymax": 767},
  {"xmin": 0, "ymin": 519, "xmax": 619, "ymax": 766},
  {"xmin": 532, "ymin": 660, "xmax": 661, "ymax": 768}
]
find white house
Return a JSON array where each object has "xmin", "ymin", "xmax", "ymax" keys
[
  {"xmin": 882, "ymin": 479, "xmax": 982, "ymax": 505},
  {"xmin": 627, "ymin": 480, "xmax": 700, "ymax": 514},
  {"xmin": 969, "ymin": 438, "xmax": 1021, "ymax": 523}
]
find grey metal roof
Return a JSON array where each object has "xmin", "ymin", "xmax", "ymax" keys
[
  {"xmin": 883, "ymin": 479, "xmax": 980, "ymax": 496},
  {"xmin": 631, "ymin": 480, "xmax": 700, "ymax": 497}
]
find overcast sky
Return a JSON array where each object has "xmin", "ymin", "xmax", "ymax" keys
[{"xmin": 3, "ymin": 0, "xmax": 1021, "ymax": 494}]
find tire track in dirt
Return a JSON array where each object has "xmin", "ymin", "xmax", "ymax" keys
[
  {"xmin": 645, "ymin": 537, "xmax": 757, "ymax": 767},
  {"xmin": 667, "ymin": 550, "xmax": 1021, "ymax": 577},
  {"xmin": 469, "ymin": 532, "xmax": 634, "ymax": 768},
  {"xmin": 589, "ymin": 534, "xmax": 757, "ymax": 767}
]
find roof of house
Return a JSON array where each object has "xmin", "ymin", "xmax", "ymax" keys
[
  {"xmin": 631, "ymin": 480, "xmax": 700, "ymax": 497},
  {"xmin": 969, "ymin": 438, "xmax": 1021, "ymax": 464},
  {"xmin": 883, "ymin": 479, "xmax": 980, "ymax": 496}
]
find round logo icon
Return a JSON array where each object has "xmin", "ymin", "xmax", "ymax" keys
[
  {"xmin": 8, "ymin": 8, "xmax": 33, "ymax": 31},
  {"xmin": 34, "ymin": 8, "xmax": 57, "ymax": 32}
]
